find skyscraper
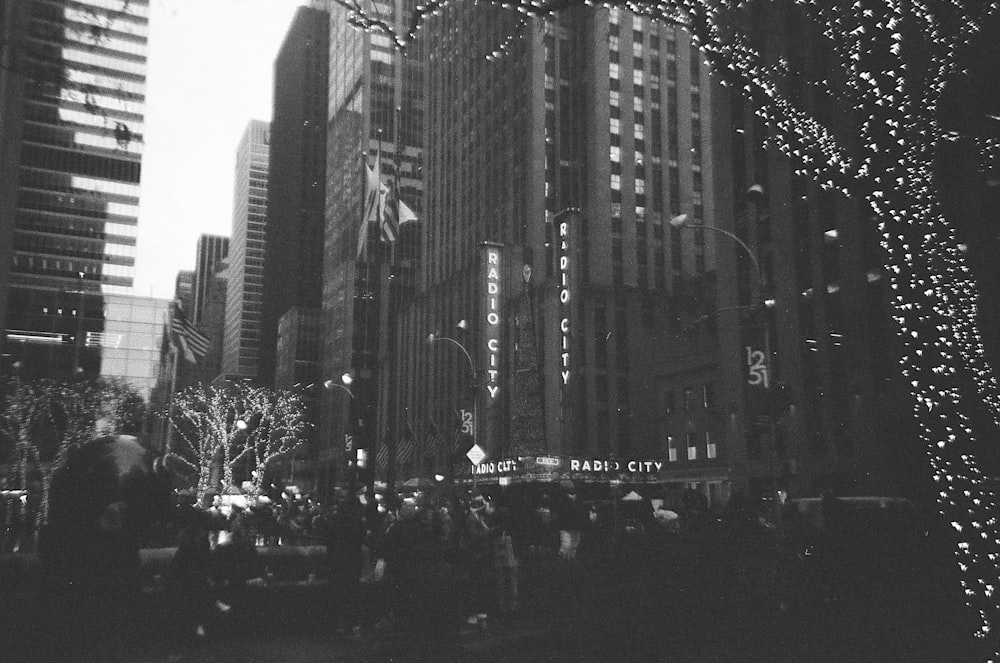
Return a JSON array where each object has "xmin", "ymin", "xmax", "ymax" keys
[
  {"xmin": 192, "ymin": 234, "xmax": 228, "ymax": 325},
  {"xmin": 320, "ymin": 1, "xmax": 426, "ymax": 487},
  {"xmin": 174, "ymin": 269, "xmax": 193, "ymax": 313},
  {"xmin": 260, "ymin": 4, "xmax": 328, "ymax": 389},
  {"xmin": 387, "ymin": 6, "xmax": 726, "ymax": 492},
  {"xmin": 0, "ymin": 0, "xmax": 149, "ymax": 379},
  {"xmin": 221, "ymin": 119, "xmax": 269, "ymax": 382}
]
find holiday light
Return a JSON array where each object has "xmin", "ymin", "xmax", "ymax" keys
[{"xmin": 165, "ymin": 383, "xmax": 311, "ymax": 501}]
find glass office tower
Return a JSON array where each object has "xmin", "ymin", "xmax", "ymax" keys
[{"xmin": 1, "ymin": 0, "xmax": 148, "ymax": 379}]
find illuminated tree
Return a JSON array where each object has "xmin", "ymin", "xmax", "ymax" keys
[
  {"xmin": 230, "ymin": 387, "xmax": 311, "ymax": 497},
  {"xmin": 165, "ymin": 383, "xmax": 309, "ymax": 503},
  {"xmin": 0, "ymin": 377, "xmax": 56, "ymax": 518},
  {"xmin": 0, "ymin": 377, "xmax": 149, "ymax": 530},
  {"xmin": 337, "ymin": 0, "xmax": 1000, "ymax": 641}
]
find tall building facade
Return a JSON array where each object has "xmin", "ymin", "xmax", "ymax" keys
[
  {"xmin": 320, "ymin": 0, "xmax": 426, "ymax": 487},
  {"xmin": 704, "ymin": 3, "xmax": 919, "ymax": 500},
  {"xmin": 378, "ymin": 6, "xmax": 729, "ymax": 497},
  {"xmin": 192, "ymin": 234, "xmax": 228, "ymax": 325},
  {"xmin": 260, "ymin": 4, "xmax": 328, "ymax": 388},
  {"xmin": 221, "ymin": 120, "xmax": 270, "ymax": 382},
  {"xmin": 0, "ymin": 0, "xmax": 149, "ymax": 380}
]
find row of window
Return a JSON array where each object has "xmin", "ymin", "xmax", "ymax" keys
[{"xmin": 666, "ymin": 432, "xmax": 718, "ymax": 462}]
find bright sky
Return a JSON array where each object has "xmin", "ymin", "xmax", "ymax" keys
[{"xmin": 135, "ymin": 0, "xmax": 306, "ymax": 298}]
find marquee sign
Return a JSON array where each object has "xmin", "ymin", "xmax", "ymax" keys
[{"xmin": 465, "ymin": 455, "xmax": 666, "ymax": 479}]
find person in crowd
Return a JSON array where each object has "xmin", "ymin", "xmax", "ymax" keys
[
  {"xmin": 324, "ymin": 499, "xmax": 368, "ymax": 636},
  {"xmin": 210, "ymin": 509, "xmax": 259, "ymax": 616},
  {"xmin": 555, "ymin": 484, "xmax": 585, "ymax": 560},
  {"xmin": 488, "ymin": 501, "xmax": 519, "ymax": 616},
  {"xmin": 383, "ymin": 502, "xmax": 461, "ymax": 653},
  {"xmin": 167, "ymin": 523, "xmax": 215, "ymax": 640},
  {"xmin": 40, "ymin": 434, "xmax": 174, "ymax": 662},
  {"xmin": 459, "ymin": 496, "xmax": 494, "ymax": 618}
]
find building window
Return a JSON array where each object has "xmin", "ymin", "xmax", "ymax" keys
[
  {"xmin": 706, "ymin": 431, "xmax": 717, "ymax": 459},
  {"xmin": 683, "ymin": 387, "xmax": 696, "ymax": 411},
  {"xmin": 702, "ymin": 383, "xmax": 715, "ymax": 408},
  {"xmin": 664, "ymin": 390, "xmax": 675, "ymax": 414},
  {"xmin": 687, "ymin": 433, "xmax": 698, "ymax": 460},
  {"xmin": 667, "ymin": 435, "xmax": 678, "ymax": 462}
]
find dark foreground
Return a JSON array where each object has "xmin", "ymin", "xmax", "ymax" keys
[{"xmin": 2, "ymin": 534, "xmax": 986, "ymax": 662}]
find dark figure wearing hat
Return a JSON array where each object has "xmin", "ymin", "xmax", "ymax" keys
[{"xmin": 38, "ymin": 434, "xmax": 175, "ymax": 661}]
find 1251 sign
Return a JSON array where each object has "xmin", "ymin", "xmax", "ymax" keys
[
  {"xmin": 459, "ymin": 409, "xmax": 474, "ymax": 435},
  {"xmin": 746, "ymin": 346, "xmax": 770, "ymax": 389}
]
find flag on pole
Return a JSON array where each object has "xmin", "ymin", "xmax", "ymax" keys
[
  {"xmin": 395, "ymin": 434, "xmax": 416, "ymax": 467},
  {"xmin": 357, "ymin": 150, "xmax": 383, "ymax": 259},
  {"xmin": 170, "ymin": 302, "xmax": 210, "ymax": 364},
  {"xmin": 376, "ymin": 442, "xmax": 390, "ymax": 472},
  {"xmin": 381, "ymin": 178, "xmax": 417, "ymax": 243}
]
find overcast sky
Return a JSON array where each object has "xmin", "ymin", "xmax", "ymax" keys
[{"xmin": 134, "ymin": 0, "xmax": 305, "ymax": 298}]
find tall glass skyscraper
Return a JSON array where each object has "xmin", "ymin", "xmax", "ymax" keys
[
  {"xmin": 1, "ymin": 0, "xmax": 148, "ymax": 379},
  {"xmin": 221, "ymin": 119, "xmax": 270, "ymax": 382}
]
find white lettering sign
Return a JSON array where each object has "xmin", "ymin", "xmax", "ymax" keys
[
  {"xmin": 746, "ymin": 346, "xmax": 770, "ymax": 389},
  {"xmin": 558, "ymin": 221, "xmax": 571, "ymax": 386},
  {"xmin": 484, "ymin": 248, "xmax": 502, "ymax": 400}
]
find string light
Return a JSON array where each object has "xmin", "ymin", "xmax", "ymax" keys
[{"xmin": 337, "ymin": 0, "xmax": 1000, "ymax": 642}]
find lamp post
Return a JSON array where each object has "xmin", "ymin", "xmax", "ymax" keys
[
  {"xmin": 669, "ymin": 211, "xmax": 780, "ymax": 511},
  {"xmin": 428, "ymin": 323, "xmax": 477, "ymax": 482},
  {"xmin": 71, "ymin": 271, "xmax": 86, "ymax": 375},
  {"xmin": 315, "ymin": 374, "xmax": 356, "ymax": 499}
]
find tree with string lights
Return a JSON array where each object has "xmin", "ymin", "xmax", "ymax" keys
[
  {"xmin": 164, "ymin": 383, "xmax": 309, "ymax": 503},
  {"xmin": 0, "ymin": 376, "xmax": 147, "ymax": 545},
  {"xmin": 336, "ymin": 0, "xmax": 1000, "ymax": 643}
]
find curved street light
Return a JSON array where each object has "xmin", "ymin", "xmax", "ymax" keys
[
  {"xmin": 428, "ymin": 324, "xmax": 477, "ymax": 446},
  {"xmin": 670, "ymin": 207, "xmax": 783, "ymax": 509},
  {"xmin": 669, "ymin": 213, "xmax": 765, "ymax": 289},
  {"xmin": 323, "ymin": 372, "xmax": 355, "ymax": 400}
]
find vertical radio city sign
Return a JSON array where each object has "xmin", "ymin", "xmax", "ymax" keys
[
  {"xmin": 481, "ymin": 243, "xmax": 504, "ymax": 455},
  {"xmin": 558, "ymin": 218, "xmax": 571, "ymax": 385}
]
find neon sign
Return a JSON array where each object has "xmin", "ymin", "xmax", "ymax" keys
[
  {"xmin": 559, "ymin": 220, "xmax": 571, "ymax": 385},
  {"xmin": 484, "ymin": 247, "xmax": 502, "ymax": 399}
]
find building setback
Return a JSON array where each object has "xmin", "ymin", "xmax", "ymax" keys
[
  {"xmin": 0, "ymin": 0, "xmax": 149, "ymax": 380},
  {"xmin": 192, "ymin": 234, "xmax": 228, "ymax": 325},
  {"xmin": 260, "ymin": 4, "xmax": 329, "ymax": 390},
  {"xmin": 220, "ymin": 120, "xmax": 270, "ymax": 383}
]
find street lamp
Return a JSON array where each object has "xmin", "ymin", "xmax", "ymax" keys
[
  {"xmin": 670, "ymin": 210, "xmax": 781, "ymax": 510},
  {"xmin": 428, "ymin": 322, "xmax": 477, "ymax": 446},
  {"xmin": 322, "ymin": 372, "xmax": 355, "ymax": 400}
]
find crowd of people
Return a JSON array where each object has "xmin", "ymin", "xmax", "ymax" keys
[{"xmin": 311, "ymin": 480, "xmax": 694, "ymax": 644}]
